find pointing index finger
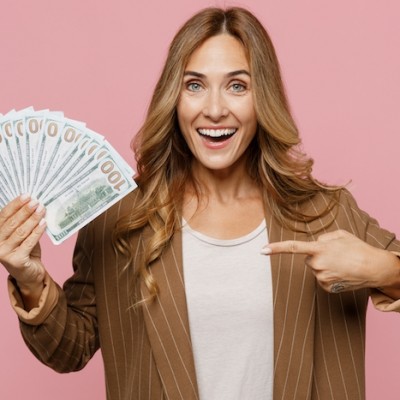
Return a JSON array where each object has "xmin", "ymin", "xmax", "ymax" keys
[{"xmin": 261, "ymin": 240, "xmax": 318, "ymax": 255}]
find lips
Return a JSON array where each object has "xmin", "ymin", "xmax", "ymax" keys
[{"xmin": 197, "ymin": 128, "xmax": 237, "ymax": 142}]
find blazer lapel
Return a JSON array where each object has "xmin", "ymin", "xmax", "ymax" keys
[
  {"xmin": 267, "ymin": 210, "xmax": 316, "ymax": 399},
  {"xmin": 141, "ymin": 227, "xmax": 199, "ymax": 400}
]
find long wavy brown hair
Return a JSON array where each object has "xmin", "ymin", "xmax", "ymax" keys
[{"xmin": 114, "ymin": 7, "xmax": 341, "ymax": 303}]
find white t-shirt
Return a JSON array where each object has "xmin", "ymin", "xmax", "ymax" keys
[{"xmin": 182, "ymin": 219, "xmax": 274, "ymax": 400}]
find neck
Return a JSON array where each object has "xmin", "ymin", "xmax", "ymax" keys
[
  {"xmin": 182, "ymin": 159, "xmax": 265, "ymax": 239},
  {"xmin": 188, "ymin": 159, "xmax": 261, "ymax": 203}
]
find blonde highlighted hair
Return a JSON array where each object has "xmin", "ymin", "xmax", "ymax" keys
[{"xmin": 114, "ymin": 7, "xmax": 341, "ymax": 304}]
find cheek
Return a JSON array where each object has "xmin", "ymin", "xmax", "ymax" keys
[
  {"xmin": 228, "ymin": 92, "xmax": 254, "ymax": 114},
  {"xmin": 237, "ymin": 101, "xmax": 257, "ymax": 132},
  {"xmin": 176, "ymin": 104, "xmax": 193, "ymax": 146},
  {"xmin": 176, "ymin": 106, "xmax": 187, "ymax": 136},
  {"xmin": 177, "ymin": 102, "xmax": 192, "ymax": 132},
  {"xmin": 177, "ymin": 93, "xmax": 204, "ymax": 121},
  {"xmin": 176, "ymin": 101, "xmax": 184, "ymax": 125}
]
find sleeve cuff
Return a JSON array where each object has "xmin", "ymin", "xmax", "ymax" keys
[
  {"xmin": 371, "ymin": 289, "xmax": 400, "ymax": 312},
  {"xmin": 7, "ymin": 272, "xmax": 60, "ymax": 325},
  {"xmin": 370, "ymin": 250, "xmax": 400, "ymax": 312}
]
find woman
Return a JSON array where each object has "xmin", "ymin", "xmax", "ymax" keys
[{"xmin": 2, "ymin": 7, "xmax": 400, "ymax": 400}]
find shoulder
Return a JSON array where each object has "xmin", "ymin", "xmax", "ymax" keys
[
  {"xmin": 299, "ymin": 188, "xmax": 358, "ymax": 214},
  {"xmin": 296, "ymin": 188, "xmax": 366, "ymax": 233},
  {"xmin": 296, "ymin": 188, "xmax": 342, "ymax": 216},
  {"xmin": 301, "ymin": 188, "xmax": 395, "ymax": 243}
]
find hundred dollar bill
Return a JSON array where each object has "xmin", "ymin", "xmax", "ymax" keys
[
  {"xmin": 28, "ymin": 110, "xmax": 66, "ymax": 195},
  {"xmin": 1, "ymin": 111, "xmax": 20, "ymax": 194},
  {"xmin": 0, "ymin": 111, "xmax": 19, "ymax": 198},
  {"xmin": 0, "ymin": 170, "xmax": 11, "ymax": 205},
  {"xmin": 32, "ymin": 117, "xmax": 84, "ymax": 195},
  {"xmin": 0, "ymin": 155, "xmax": 16, "ymax": 201},
  {"xmin": 0, "ymin": 165, "xmax": 11, "ymax": 201},
  {"xmin": 3, "ymin": 112, "xmax": 25, "ymax": 194},
  {"xmin": 11, "ymin": 107, "xmax": 32, "ymax": 193},
  {"xmin": 24, "ymin": 109, "xmax": 52, "ymax": 194},
  {"xmin": 38, "ymin": 136, "xmax": 101, "ymax": 201},
  {"xmin": 30, "ymin": 114, "xmax": 68, "ymax": 196},
  {"xmin": 36, "ymin": 125, "xmax": 106, "ymax": 201},
  {"xmin": 39, "ymin": 137, "xmax": 131, "ymax": 204},
  {"xmin": 35, "ymin": 125, "xmax": 95, "ymax": 200},
  {"xmin": 10, "ymin": 107, "xmax": 38, "ymax": 194},
  {"xmin": 0, "ymin": 197, "xmax": 6, "ymax": 209},
  {"xmin": 44, "ymin": 154, "xmax": 136, "ymax": 244}
]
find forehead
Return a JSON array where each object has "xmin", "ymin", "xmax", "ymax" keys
[{"xmin": 185, "ymin": 34, "xmax": 249, "ymax": 74}]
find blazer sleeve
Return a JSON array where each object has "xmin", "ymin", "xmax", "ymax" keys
[
  {"xmin": 7, "ymin": 222, "xmax": 100, "ymax": 373},
  {"xmin": 339, "ymin": 189, "xmax": 400, "ymax": 312}
]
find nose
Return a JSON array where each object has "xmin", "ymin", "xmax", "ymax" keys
[{"xmin": 202, "ymin": 89, "xmax": 228, "ymax": 121}]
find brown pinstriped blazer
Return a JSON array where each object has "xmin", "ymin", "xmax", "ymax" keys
[{"xmin": 14, "ymin": 188, "xmax": 400, "ymax": 400}]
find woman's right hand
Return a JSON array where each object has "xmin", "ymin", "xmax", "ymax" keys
[{"xmin": 0, "ymin": 195, "xmax": 47, "ymax": 309}]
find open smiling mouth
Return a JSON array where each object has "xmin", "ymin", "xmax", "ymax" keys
[{"xmin": 197, "ymin": 128, "xmax": 237, "ymax": 142}]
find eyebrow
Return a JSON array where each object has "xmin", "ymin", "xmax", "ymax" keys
[{"xmin": 183, "ymin": 69, "xmax": 251, "ymax": 78}]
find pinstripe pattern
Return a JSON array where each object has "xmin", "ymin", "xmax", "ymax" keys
[{"xmin": 15, "ymin": 188, "xmax": 400, "ymax": 399}]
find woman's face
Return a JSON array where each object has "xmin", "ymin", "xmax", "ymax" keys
[{"xmin": 177, "ymin": 34, "xmax": 257, "ymax": 174}]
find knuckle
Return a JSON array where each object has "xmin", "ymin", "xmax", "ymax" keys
[
  {"xmin": 23, "ymin": 237, "xmax": 36, "ymax": 248},
  {"xmin": 8, "ymin": 218, "xmax": 18, "ymax": 228},
  {"xmin": 15, "ymin": 226, "xmax": 26, "ymax": 238},
  {"xmin": 0, "ymin": 207, "xmax": 10, "ymax": 221}
]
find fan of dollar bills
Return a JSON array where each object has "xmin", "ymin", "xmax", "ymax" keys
[{"xmin": 0, "ymin": 107, "xmax": 137, "ymax": 245}]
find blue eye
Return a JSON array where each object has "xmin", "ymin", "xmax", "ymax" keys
[
  {"xmin": 187, "ymin": 82, "xmax": 202, "ymax": 92},
  {"xmin": 231, "ymin": 83, "xmax": 246, "ymax": 92}
]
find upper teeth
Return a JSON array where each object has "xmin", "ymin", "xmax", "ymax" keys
[{"xmin": 198, "ymin": 128, "xmax": 236, "ymax": 137}]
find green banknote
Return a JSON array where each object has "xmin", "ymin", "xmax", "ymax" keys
[{"xmin": 0, "ymin": 108, "xmax": 137, "ymax": 244}]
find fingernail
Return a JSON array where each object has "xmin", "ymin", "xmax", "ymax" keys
[
  {"xmin": 39, "ymin": 218, "xmax": 46, "ymax": 227},
  {"xmin": 28, "ymin": 199, "xmax": 39, "ymax": 208},
  {"xmin": 20, "ymin": 193, "xmax": 30, "ymax": 202},
  {"xmin": 260, "ymin": 247, "xmax": 271, "ymax": 255},
  {"xmin": 35, "ymin": 204, "xmax": 44, "ymax": 214}
]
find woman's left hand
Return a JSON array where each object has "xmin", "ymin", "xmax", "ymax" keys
[{"xmin": 262, "ymin": 229, "xmax": 400, "ymax": 295}]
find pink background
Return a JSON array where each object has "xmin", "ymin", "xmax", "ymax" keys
[{"xmin": 0, "ymin": 0, "xmax": 399, "ymax": 398}]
